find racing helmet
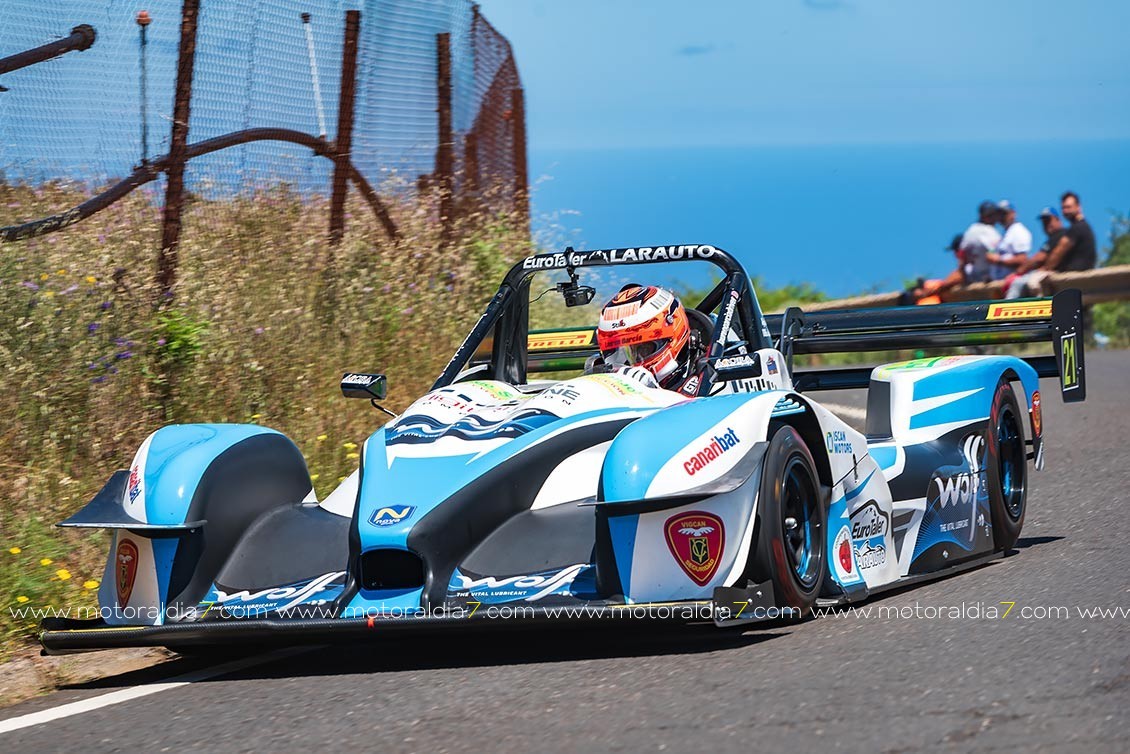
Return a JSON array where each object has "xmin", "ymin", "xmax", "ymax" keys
[{"xmin": 596, "ymin": 284, "xmax": 690, "ymax": 385}]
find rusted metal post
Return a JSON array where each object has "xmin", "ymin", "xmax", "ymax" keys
[
  {"xmin": 328, "ymin": 9, "xmax": 360, "ymax": 246},
  {"xmin": 463, "ymin": 132, "xmax": 479, "ymax": 193},
  {"xmin": 462, "ymin": 131, "xmax": 479, "ymax": 215},
  {"xmin": 157, "ymin": 0, "xmax": 200, "ymax": 303},
  {"xmin": 510, "ymin": 86, "xmax": 529, "ymax": 237},
  {"xmin": 0, "ymin": 24, "xmax": 96, "ymax": 78},
  {"xmin": 435, "ymin": 32, "xmax": 454, "ymax": 247}
]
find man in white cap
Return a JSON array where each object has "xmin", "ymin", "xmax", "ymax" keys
[{"xmin": 987, "ymin": 199, "xmax": 1032, "ymax": 280}]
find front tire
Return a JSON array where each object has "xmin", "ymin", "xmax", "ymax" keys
[
  {"xmin": 986, "ymin": 379, "xmax": 1027, "ymax": 552},
  {"xmin": 749, "ymin": 426, "xmax": 826, "ymax": 615}
]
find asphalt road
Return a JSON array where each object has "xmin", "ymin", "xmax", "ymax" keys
[{"xmin": 2, "ymin": 351, "xmax": 1128, "ymax": 752}]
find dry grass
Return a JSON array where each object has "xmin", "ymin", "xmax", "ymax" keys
[{"xmin": 0, "ymin": 180, "xmax": 530, "ymax": 654}]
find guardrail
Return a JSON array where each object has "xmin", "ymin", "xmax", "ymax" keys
[{"xmin": 786, "ymin": 265, "xmax": 1130, "ymax": 312}]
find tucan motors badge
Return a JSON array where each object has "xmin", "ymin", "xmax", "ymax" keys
[
  {"xmin": 664, "ymin": 511, "xmax": 725, "ymax": 586},
  {"xmin": 115, "ymin": 538, "xmax": 139, "ymax": 605}
]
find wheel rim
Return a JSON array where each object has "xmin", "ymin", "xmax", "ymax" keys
[
  {"xmin": 781, "ymin": 456, "xmax": 822, "ymax": 588},
  {"xmin": 996, "ymin": 404, "xmax": 1025, "ymax": 520}
]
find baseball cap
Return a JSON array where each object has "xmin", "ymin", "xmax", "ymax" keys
[
  {"xmin": 978, "ymin": 200, "xmax": 998, "ymax": 216},
  {"xmin": 945, "ymin": 234, "xmax": 963, "ymax": 253},
  {"xmin": 997, "ymin": 199, "xmax": 1015, "ymax": 212},
  {"xmin": 1038, "ymin": 206, "xmax": 1059, "ymax": 220}
]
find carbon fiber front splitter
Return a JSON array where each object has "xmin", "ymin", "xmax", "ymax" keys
[{"xmin": 39, "ymin": 601, "xmax": 724, "ymax": 654}]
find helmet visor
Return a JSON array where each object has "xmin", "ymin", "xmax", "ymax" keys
[{"xmin": 601, "ymin": 338, "xmax": 669, "ymax": 368}]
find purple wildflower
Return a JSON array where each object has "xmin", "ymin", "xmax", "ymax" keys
[
  {"xmin": 61, "ymin": 284, "xmax": 79, "ymax": 295},
  {"xmin": 116, "ymin": 351, "xmax": 133, "ymax": 360},
  {"xmin": 100, "ymin": 301, "xmax": 112, "ymax": 310},
  {"xmin": 91, "ymin": 376, "xmax": 106, "ymax": 384},
  {"xmin": 87, "ymin": 323, "xmax": 100, "ymax": 334},
  {"xmin": 254, "ymin": 327, "xmax": 264, "ymax": 335},
  {"xmin": 156, "ymin": 338, "xmax": 167, "ymax": 346},
  {"xmin": 21, "ymin": 281, "xmax": 39, "ymax": 291}
]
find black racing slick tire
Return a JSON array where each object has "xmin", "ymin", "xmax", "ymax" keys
[
  {"xmin": 749, "ymin": 426, "xmax": 826, "ymax": 615},
  {"xmin": 986, "ymin": 379, "xmax": 1027, "ymax": 552}
]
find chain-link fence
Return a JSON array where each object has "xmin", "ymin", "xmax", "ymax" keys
[{"xmin": 0, "ymin": 0, "xmax": 526, "ymax": 232}]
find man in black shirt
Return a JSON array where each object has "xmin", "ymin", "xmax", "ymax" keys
[
  {"xmin": 1006, "ymin": 191, "xmax": 1098, "ymax": 298},
  {"xmin": 1049, "ymin": 191, "xmax": 1098, "ymax": 271}
]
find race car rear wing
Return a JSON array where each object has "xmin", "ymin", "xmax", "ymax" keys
[{"xmin": 765, "ymin": 290, "xmax": 1086, "ymax": 401}]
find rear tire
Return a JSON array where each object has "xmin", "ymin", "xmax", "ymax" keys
[
  {"xmin": 986, "ymin": 379, "xmax": 1027, "ymax": 552},
  {"xmin": 749, "ymin": 426, "xmax": 826, "ymax": 615}
]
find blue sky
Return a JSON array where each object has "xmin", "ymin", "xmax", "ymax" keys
[
  {"xmin": 476, "ymin": 1, "xmax": 1129, "ymax": 294},
  {"xmin": 479, "ymin": 0, "xmax": 1130, "ymax": 149}
]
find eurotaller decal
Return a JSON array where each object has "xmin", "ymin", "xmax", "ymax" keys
[{"xmin": 683, "ymin": 428, "xmax": 741, "ymax": 475}]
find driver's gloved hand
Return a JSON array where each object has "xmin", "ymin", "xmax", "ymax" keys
[
  {"xmin": 614, "ymin": 365, "xmax": 659, "ymax": 388},
  {"xmin": 584, "ymin": 354, "xmax": 614, "ymax": 375}
]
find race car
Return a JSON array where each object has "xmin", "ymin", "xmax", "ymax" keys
[{"xmin": 40, "ymin": 244, "xmax": 1087, "ymax": 653}]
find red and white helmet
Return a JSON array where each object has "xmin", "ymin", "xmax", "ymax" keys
[{"xmin": 596, "ymin": 284, "xmax": 690, "ymax": 385}]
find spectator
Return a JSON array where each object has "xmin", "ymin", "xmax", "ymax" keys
[
  {"xmin": 959, "ymin": 200, "xmax": 1002, "ymax": 284},
  {"xmin": 909, "ymin": 232, "xmax": 976, "ymax": 304},
  {"xmin": 1050, "ymin": 191, "xmax": 1097, "ymax": 271},
  {"xmin": 1006, "ymin": 192, "xmax": 1097, "ymax": 297},
  {"xmin": 903, "ymin": 234, "xmax": 963, "ymax": 304},
  {"xmin": 1004, "ymin": 207, "xmax": 1066, "ymax": 298},
  {"xmin": 987, "ymin": 199, "xmax": 1032, "ymax": 279}
]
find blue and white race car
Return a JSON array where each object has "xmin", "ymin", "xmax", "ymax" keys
[{"xmin": 41, "ymin": 244, "xmax": 1087, "ymax": 652}]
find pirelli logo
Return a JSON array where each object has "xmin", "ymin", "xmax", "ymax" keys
[
  {"xmin": 528, "ymin": 329, "xmax": 596, "ymax": 351},
  {"xmin": 986, "ymin": 301, "xmax": 1052, "ymax": 320}
]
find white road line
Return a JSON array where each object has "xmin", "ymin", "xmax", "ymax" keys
[
  {"xmin": 822, "ymin": 403, "xmax": 867, "ymax": 421},
  {"xmin": 0, "ymin": 646, "xmax": 310, "ymax": 735}
]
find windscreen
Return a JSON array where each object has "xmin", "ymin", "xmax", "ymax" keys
[{"xmin": 527, "ymin": 261, "xmax": 723, "ymax": 377}]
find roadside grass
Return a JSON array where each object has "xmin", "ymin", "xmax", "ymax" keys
[{"xmin": 0, "ymin": 181, "xmax": 530, "ymax": 657}]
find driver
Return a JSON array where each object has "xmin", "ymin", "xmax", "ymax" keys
[{"xmin": 593, "ymin": 284, "xmax": 705, "ymax": 395}]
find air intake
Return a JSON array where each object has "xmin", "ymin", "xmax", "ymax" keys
[{"xmin": 358, "ymin": 549, "xmax": 426, "ymax": 591}]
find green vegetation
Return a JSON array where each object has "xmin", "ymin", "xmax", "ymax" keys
[
  {"xmin": 0, "ymin": 182, "xmax": 530, "ymax": 654},
  {"xmin": 1094, "ymin": 213, "xmax": 1130, "ymax": 347}
]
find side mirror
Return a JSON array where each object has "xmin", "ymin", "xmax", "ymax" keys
[{"xmin": 341, "ymin": 372, "xmax": 387, "ymax": 400}]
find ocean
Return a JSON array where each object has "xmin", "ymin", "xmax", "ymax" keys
[{"xmin": 528, "ymin": 140, "xmax": 1130, "ymax": 297}]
